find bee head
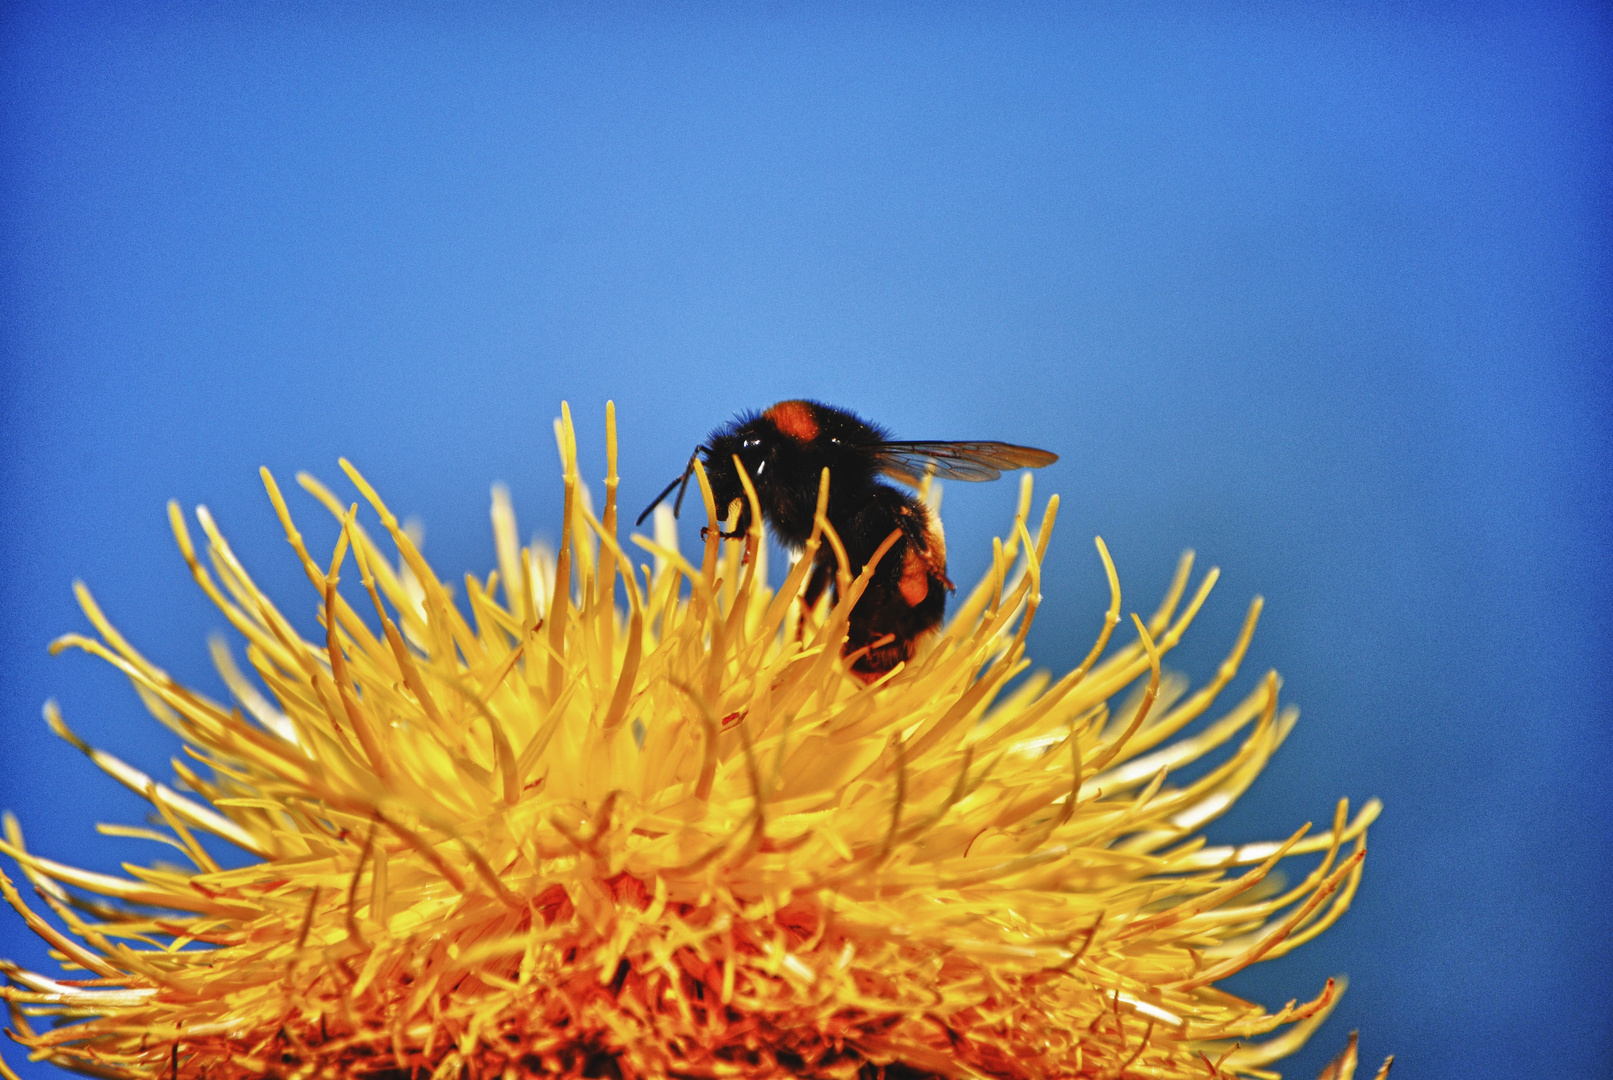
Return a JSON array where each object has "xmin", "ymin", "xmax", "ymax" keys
[{"xmin": 700, "ymin": 422, "xmax": 775, "ymax": 527}]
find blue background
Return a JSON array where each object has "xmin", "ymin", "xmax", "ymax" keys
[{"xmin": 2, "ymin": 4, "xmax": 1608, "ymax": 1077}]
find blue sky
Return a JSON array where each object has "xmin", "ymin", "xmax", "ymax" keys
[{"xmin": 2, "ymin": 4, "xmax": 1609, "ymax": 1077}]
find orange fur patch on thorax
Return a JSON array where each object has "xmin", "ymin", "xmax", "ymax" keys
[{"xmin": 765, "ymin": 400, "xmax": 820, "ymax": 442}]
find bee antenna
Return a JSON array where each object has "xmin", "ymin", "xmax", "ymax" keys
[
  {"xmin": 671, "ymin": 447, "xmax": 706, "ymax": 520},
  {"xmin": 635, "ymin": 448, "xmax": 704, "ymax": 527},
  {"xmin": 635, "ymin": 474, "xmax": 684, "ymax": 527}
]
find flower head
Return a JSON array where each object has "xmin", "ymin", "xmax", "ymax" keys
[{"xmin": 2, "ymin": 403, "xmax": 1374, "ymax": 1079}]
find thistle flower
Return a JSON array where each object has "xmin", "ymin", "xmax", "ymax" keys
[{"xmin": 1, "ymin": 403, "xmax": 1379, "ymax": 1080}]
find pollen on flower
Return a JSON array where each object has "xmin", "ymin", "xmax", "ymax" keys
[{"xmin": 0, "ymin": 402, "xmax": 1377, "ymax": 1079}]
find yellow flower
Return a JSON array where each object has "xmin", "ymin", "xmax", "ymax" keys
[{"xmin": 1, "ymin": 403, "xmax": 1376, "ymax": 1079}]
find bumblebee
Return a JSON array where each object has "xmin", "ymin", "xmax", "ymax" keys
[{"xmin": 638, "ymin": 400, "xmax": 1057, "ymax": 679}]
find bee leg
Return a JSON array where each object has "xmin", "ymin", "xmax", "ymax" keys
[
  {"xmin": 840, "ymin": 490, "xmax": 948, "ymax": 682},
  {"xmin": 699, "ymin": 501, "xmax": 752, "ymax": 543},
  {"xmin": 796, "ymin": 558, "xmax": 835, "ymax": 641},
  {"xmin": 801, "ymin": 557, "xmax": 834, "ymax": 606}
]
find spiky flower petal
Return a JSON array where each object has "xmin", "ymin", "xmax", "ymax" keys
[{"xmin": 2, "ymin": 403, "xmax": 1373, "ymax": 1079}]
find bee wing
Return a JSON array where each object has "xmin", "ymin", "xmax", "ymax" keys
[{"xmin": 871, "ymin": 441, "xmax": 1059, "ymax": 484}]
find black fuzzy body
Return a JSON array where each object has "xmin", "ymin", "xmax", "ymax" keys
[{"xmin": 697, "ymin": 400, "xmax": 950, "ymax": 679}]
